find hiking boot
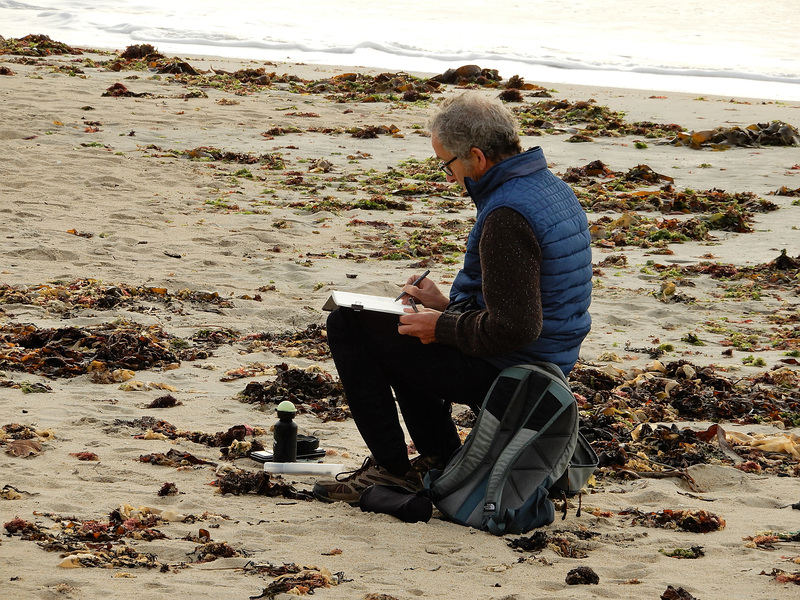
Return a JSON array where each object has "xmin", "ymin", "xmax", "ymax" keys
[
  {"xmin": 408, "ymin": 453, "xmax": 447, "ymax": 480},
  {"xmin": 313, "ymin": 456, "xmax": 425, "ymax": 504}
]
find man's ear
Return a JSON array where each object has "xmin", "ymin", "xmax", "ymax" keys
[{"xmin": 469, "ymin": 146, "xmax": 493, "ymax": 178}]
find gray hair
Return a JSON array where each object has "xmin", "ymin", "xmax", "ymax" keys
[{"xmin": 428, "ymin": 92, "xmax": 522, "ymax": 162}]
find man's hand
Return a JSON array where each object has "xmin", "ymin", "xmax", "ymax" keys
[
  {"xmin": 399, "ymin": 273, "xmax": 449, "ymax": 311},
  {"xmin": 398, "ymin": 308, "xmax": 441, "ymax": 344}
]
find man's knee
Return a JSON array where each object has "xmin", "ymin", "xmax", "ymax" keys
[{"xmin": 326, "ymin": 307, "xmax": 343, "ymax": 330}]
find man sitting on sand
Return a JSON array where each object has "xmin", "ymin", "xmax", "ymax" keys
[{"xmin": 314, "ymin": 91, "xmax": 592, "ymax": 504}]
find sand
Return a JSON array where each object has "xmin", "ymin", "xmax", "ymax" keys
[{"xmin": 1, "ymin": 45, "xmax": 799, "ymax": 600}]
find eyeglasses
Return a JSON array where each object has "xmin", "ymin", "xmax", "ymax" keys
[{"xmin": 439, "ymin": 156, "xmax": 458, "ymax": 176}]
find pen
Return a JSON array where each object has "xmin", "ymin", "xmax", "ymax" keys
[{"xmin": 394, "ymin": 269, "xmax": 430, "ymax": 302}]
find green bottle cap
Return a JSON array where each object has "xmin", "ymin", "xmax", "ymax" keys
[{"xmin": 277, "ymin": 400, "xmax": 296, "ymax": 414}]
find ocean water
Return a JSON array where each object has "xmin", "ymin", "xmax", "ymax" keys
[{"xmin": 1, "ymin": 0, "xmax": 799, "ymax": 100}]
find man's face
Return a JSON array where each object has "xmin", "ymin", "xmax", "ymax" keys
[{"xmin": 432, "ymin": 134, "xmax": 475, "ymax": 188}]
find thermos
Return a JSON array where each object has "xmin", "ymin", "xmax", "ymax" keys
[{"xmin": 272, "ymin": 400, "xmax": 297, "ymax": 462}]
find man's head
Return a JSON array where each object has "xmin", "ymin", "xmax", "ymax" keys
[{"xmin": 428, "ymin": 92, "xmax": 522, "ymax": 187}]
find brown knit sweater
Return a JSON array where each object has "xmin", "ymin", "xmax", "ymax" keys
[{"xmin": 435, "ymin": 207, "xmax": 542, "ymax": 356}]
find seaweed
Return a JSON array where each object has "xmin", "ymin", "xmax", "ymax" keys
[
  {"xmin": 772, "ymin": 185, "xmax": 800, "ymax": 197},
  {"xmin": 564, "ymin": 161, "xmax": 777, "ymax": 217},
  {"xmin": 0, "ymin": 34, "xmax": 83, "ymax": 56},
  {"xmin": 238, "ymin": 363, "xmax": 348, "ymax": 422},
  {"xmin": 120, "ymin": 418, "xmax": 266, "ymax": 456},
  {"xmin": 661, "ymin": 586, "xmax": 699, "ymax": 600},
  {"xmin": 119, "ymin": 44, "xmax": 162, "ymax": 60},
  {"xmin": 214, "ymin": 468, "xmax": 313, "ymax": 500},
  {"xmin": 760, "ymin": 569, "xmax": 800, "ymax": 585},
  {"xmin": 158, "ymin": 482, "xmax": 179, "ymax": 496},
  {"xmin": 507, "ymin": 529, "xmax": 598, "ymax": 558},
  {"xmin": 299, "ymin": 71, "xmax": 440, "ymax": 102},
  {"xmin": 622, "ymin": 508, "xmax": 726, "ymax": 532},
  {"xmin": 507, "ymin": 530, "xmax": 549, "ymax": 552},
  {"xmin": 70, "ymin": 451, "xmax": 100, "ymax": 461},
  {"xmin": 513, "ymin": 100, "xmax": 683, "ymax": 138},
  {"xmin": 4, "ymin": 509, "xmax": 239, "ymax": 570},
  {"xmin": 0, "ymin": 321, "xmax": 180, "ymax": 378},
  {"xmin": 570, "ymin": 360, "xmax": 800, "ymax": 479},
  {"xmin": 191, "ymin": 541, "xmax": 241, "ymax": 562},
  {"xmin": 670, "ymin": 121, "xmax": 800, "ymax": 149},
  {"xmin": 249, "ymin": 566, "xmax": 338, "ymax": 598},
  {"xmin": 651, "ymin": 250, "xmax": 800, "ymax": 292},
  {"xmin": 139, "ymin": 449, "xmax": 217, "ymax": 468},
  {"xmin": 565, "ymin": 566, "xmax": 599, "ymax": 585},
  {"xmin": 144, "ymin": 394, "xmax": 182, "ymax": 408},
  {"xmin": 241, "ymin": 324, "xmax": 331, "ymax": 360},
  {"xmin": 659, "ymin": 546, "xmax": 705, "ymax": 559},
  {"xmin": 0, "ymin": 279, "xmax": 235, "ymax": 315},
  {"xmin": 744, "ymin": 530, "xmax": 800, "ymax": 549},
  {"xmin": 365, "ymin": 219, "xmax": 471, "ymax": 262},
  {"xmin": 101, "ymin": 82, "xmax": 156, "ymax": 98}
]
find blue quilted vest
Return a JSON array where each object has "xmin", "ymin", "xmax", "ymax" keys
[{"xmin": 451, "ymin": 147, "xmax": 592, "ymax": 375}]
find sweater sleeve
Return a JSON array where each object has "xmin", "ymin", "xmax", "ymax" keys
[{"xmin": 435, "ymin": 207, "xmax": 542, "ymax": 356}]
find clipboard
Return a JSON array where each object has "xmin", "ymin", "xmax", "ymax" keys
[{"xmin": 322, "ymin": 290, "xmax": 408, "ymax": 315}]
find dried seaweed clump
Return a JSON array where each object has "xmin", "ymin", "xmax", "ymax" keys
[
  {"xmin": 565, "ymin": 566, "xmax": 599, "ymax": 585},
  {"xmin": 139, "ymin": 449, "xmax": 217, "ymax": 468},
  {"xmin": 0, "ymin": 34, "xmax": 83, "ymax": 56},
  {"xmin": 120, "ymin": 418, "xmax": 266, "ymax": 457},
  {"xmin": 4, "ymin": 508, "xmax": 243, "ymax": 570},
  {"xmin": 760, "ymin": 569, "xmax": 800, "ymax": 585},
  {"xmin": 622, "ymin": 508, "xmax": 725, "ymax": 533},
  {"xmin": 0, "ymin": 279, "xmax": 235, "ymax": 315},
  {"xmin": 670, "ymin": 121, "xmax": 800, "ymax": 149},
  {"xmin": 300, "ymin": 71, "xmax": 441, "ymax": 102},
  {"xmin": 569, "ymin": 361, "xmax": 800, "ymax": 479},
  {"xmin": 432, "ymin": 64, "xmax": 503, "ymax": 87},
  {"xmin": 168, "ymin": 146, "xmax": 285, "ymax": 168},
  {"xmin": 238, "ymin": 363, "xmax": 349, "ymax": 422},
  {"xmin": 249, "ymin": 566, "xmax": 340, "ymax": 598},
  {"xmin": 513, "ymin": 100, "xmax": 683, "ymax": 138},
  {"xmin": 4, "ymin": 512, "xmax": 164, "ymax": 569},
  {"xmin": 572, "ymin": 360, "xmax": 800, "ymax": 428},
  {"xmin": 2, "ymin": 423, "xmax": 53, "ymax": 458},
  {"xmin": 563, "ymin": 160, "xmax": 777, "ymax": 220},
  {"xmin": 158, "ymin": 482, "xmax": 179, "ymax": 496},
  {"xmin": 242, "ymin": 324, "xmax": 331, "ymax": 360},
  {"xmin": 119, "ymin": 44, "xmax": 163, "ymax": 60},
  {"xmin": 214, "ymin": 468, "xmax": 313, "ymax": 500},
  {"xmin": 655, "ymin": 249, "xmax": 800, "ymax": 290},
  {"xmin": 661, "ymin": 586, "xmax": 700, "ymax": 600},
  {"xmin": 508, "ymin": 529, "xmax": 598, "ymax": 558},
  {"xmin": 0, "ymin": 321, "xmax": 179, "ymax": 378}
]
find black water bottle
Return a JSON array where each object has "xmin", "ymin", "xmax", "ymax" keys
[{"xmin": 273, "ymin": 400, "xmax": 297, "ymax": 462}]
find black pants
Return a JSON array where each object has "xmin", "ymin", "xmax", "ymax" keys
[{"xmin": 326, "ymin": 307, "xmax": 501, "ymax": 476}]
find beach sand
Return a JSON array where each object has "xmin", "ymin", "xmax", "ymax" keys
[{"xmin": 1, "ymin": 42, "xmax": 799, "ymax": 600}]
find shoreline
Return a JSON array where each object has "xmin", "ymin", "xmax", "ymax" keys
[
  {"xmin": 3, "ymin": 29, "xmax": 800, "ymax": 101},
  {"xmin": 1, "ymin": 41, "xmax": 800, "ymax": 600}
]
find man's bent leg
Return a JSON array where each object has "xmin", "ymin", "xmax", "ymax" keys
[
  {"xmin": 326, "ymin": 307, "xmax": 499, "ymax": 472},
  {"xmin": 326, "ymin": 307, "xmax": 416, "ymax": 474},
  {"xmin": 389, "ymin": 350, "xmax": 500, "ymax": 461}
]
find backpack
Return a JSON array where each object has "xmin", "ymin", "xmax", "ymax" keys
[{"xmin": 424, "ymin": 362, "xmax": 597, "ymax": 535}]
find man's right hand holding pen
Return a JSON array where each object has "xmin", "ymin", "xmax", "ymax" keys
[
  {"xmin": 396, "ymin": 271, "xmax": 450, "ymax": 344},
  {"xmin": 397, "ymin": 270, "xmax": 449, "ymax": 311}
]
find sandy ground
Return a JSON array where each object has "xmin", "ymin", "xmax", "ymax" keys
[{"xmin": 1, "ymin": 43, "xmax": 799, "ymax": 600}]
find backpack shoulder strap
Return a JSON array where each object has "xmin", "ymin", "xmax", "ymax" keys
[
  {"xmin": 427, "ymin": 365, "xmax": 532, "ymax": 499},
  {"xmin": 482, "ymin": 364, "xmax": 577, "ymax": 533}
]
